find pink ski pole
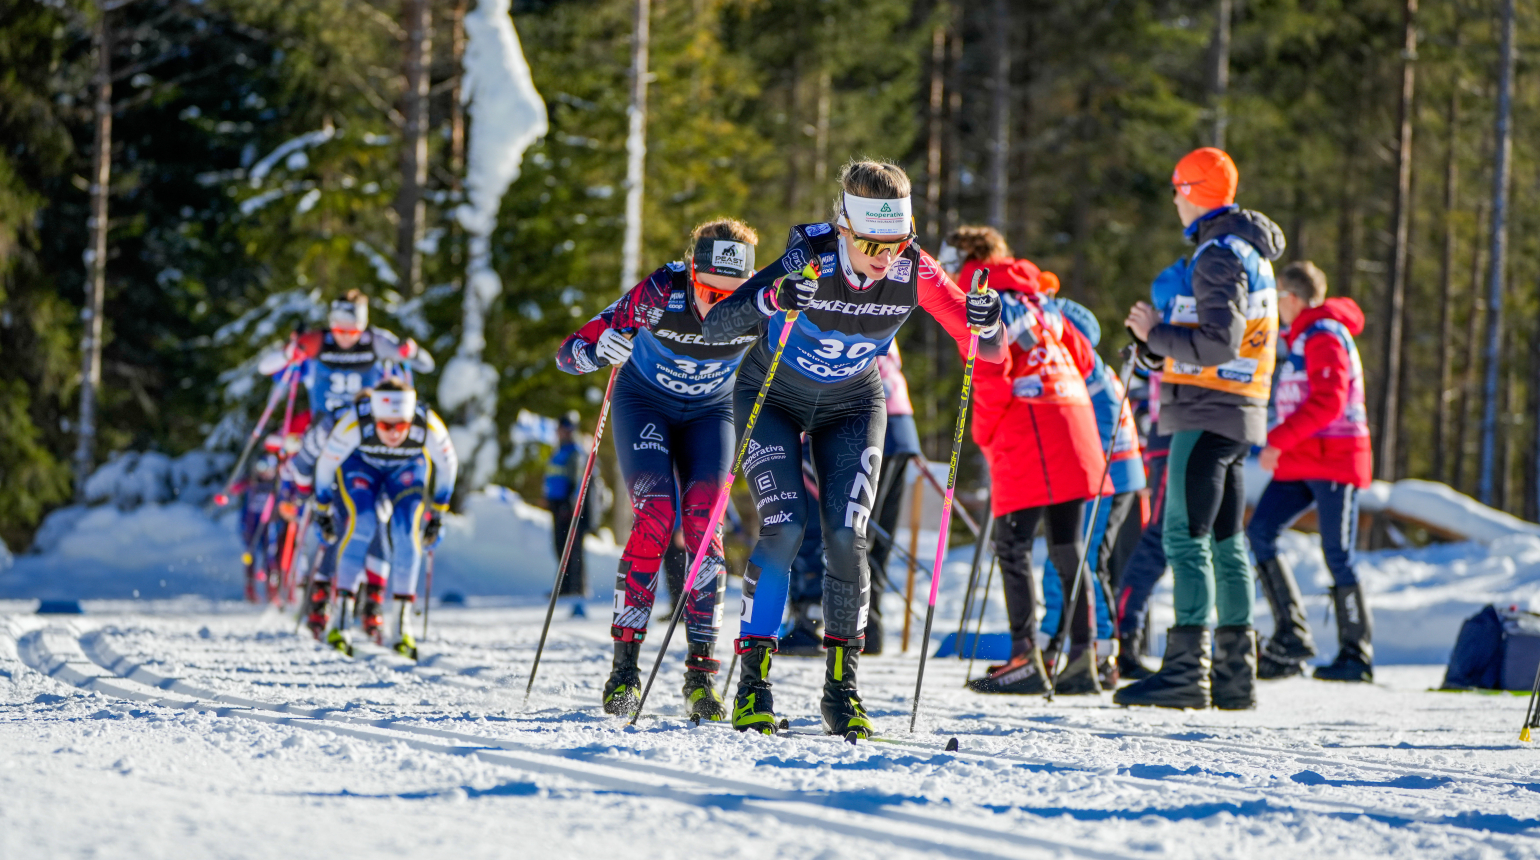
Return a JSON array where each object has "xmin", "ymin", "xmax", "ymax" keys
[{"xmin": 909, "ymin": 268, "xmax": 989, "ymax": 732}]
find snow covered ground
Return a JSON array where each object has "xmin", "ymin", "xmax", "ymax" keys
[{"xmin": 3, "ymin": 598, "xmax": 1539, "ymax": 859}]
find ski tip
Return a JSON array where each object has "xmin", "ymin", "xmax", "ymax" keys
[
  {"xmin": 777, "ymin": 718, "xmax": 790, "ymax": 731},
  {"xmin": 945, "ymin": 737, "xmax": 960, "ymax": 752}
]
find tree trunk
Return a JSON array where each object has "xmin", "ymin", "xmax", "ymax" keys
[
  {"xmin": 813, "ymin": 67, "xmax": 831, "ymax": 191},
  {"xmin": 1479, "ymin": 0, "xmax": 1516, "ymax": 505},
  {"xmin": 618, "ymin": 0, "xmax": 650, "ymax": 292},
  {"xmin": 1208, "ymin": 0, "xmax": 1232, "ymax": 148},
  {"xmin": 1433, "ymin": 84, "xmax": 1458, "ymax": 482},
  {"xmin": 923, "ymin": 12, "xmax": 946, "ymax": 248},
  {"xmin": 1376, "ymin": 0, "xmax": 1417, "ymax": 483},
  {"xmin": 987, "ymin": 0, "xmax": 1009, "ymax": 229},
  {"xmin": 395, "ymin": 0, "xmax": 431, "ymax": 296},
  {"xmin": 74, "ymin": 2, "xmax": 113, "ymax": 499},
  {"xmin": 1453, "ymin": 202, "xmax": 1486, "ymax": 494},
  {"xmin": 450, "ymin": 0, "xmax": 467, "ymax": 180}
]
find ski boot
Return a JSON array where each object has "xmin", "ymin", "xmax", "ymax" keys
[
  {"xmin": 681, "ymin": 641, "xmax": 726, "ymax": 722},
  {"xmin": 390, "ymin": 597, "xmax": 418, "ymax": 660},
  {"xmin": 1053, "ymin": 643, "xmax": 1104, "ymax": 696},
  {"xmin": 1114, "ymin": 626, "xmax": 1211, "ymax": 709},
  {"xmin": 1314, "ymin": 585, "xmax": 1374, "ymax": 683},
  {"xmin": 820, "ymin": 636, "xmax": 874, "ymax": 739},
  {"xmin": 967, "ymin": 637, "xmax": 1050, "ymax": 694},
  {"xmin": 731, "ymin": 637, "xmax": 778, "ymax": 734},
  {"xmin": 327, "ymin": 590, "xmax": 356, "ymax": 656},
  {"xmin": 777, "ymin": 601, "xmax": 824, "ymax": 657},
  {"xmin": 243, "ymin": 553, "xmax": 259, "ymax": 603},
  {"xmin": 359, "ymin": 582, "xmax": 386, "ymax": 645},
  {"xmin": 602, "ymin": 640, "xmax": 642, "ymax": 716},
  {"xmin": 304, "ymin": 581, "xmax": 333, "ymax": 640},
  {"xmin": 1212, "ymin": 625, "xmax": 1257, "ymax": 710}
]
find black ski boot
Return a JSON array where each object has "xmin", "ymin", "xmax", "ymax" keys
[
  {"xmin": 1054, "ymin": 643, "xmax": 1104, "ymax": 696},
  {"xmin": 1212, "ymin": 625, "xmax": 1257, "ymax": 710},
  {"xmin": 732, "ymin": 637, "xmax": 777, "ymax": 734},
  {"xmin": 359, "ymin": 582, "xmax": 387, "ymax": 645},
  {"xmin": 1113, "ymin": 626, "xmax": 1212, "ymax": 709},
  {"xmin": 304, "ymin": 580, "xmax": 333, "ymax": 640},
  {"xmin": 1117, "ymin": 633, "xmax": 1155, "ymax": 681},
  {"xmin": 682, "ymin": 641, "xmax": 726, "ymax": 722},
  {"xmin": 602, "ymin": 640, "xmax": 643, "ymax": 716},
  {"xmin": 777, "ymin": 601, "xmax": 824, "ymax": 657},
  {"xmin": 967, "ymin": 637, "xmax": 1050, "ymax": 694},
  {"xmin": 820, "ymin": 637, "xmax": 874, "ymax": 739},
  {"xmin": 1314, "ymin": 584, "xmax": 1374, "ymax": 682},
  {"xmin": 1256, "ymin": 558, "xmax": 1317, "ymax": 680}
]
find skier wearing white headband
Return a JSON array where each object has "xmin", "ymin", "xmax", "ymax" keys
[
  {"xmin": 311, "ymin": 378, "xmax": 458, "ymax": 658},
  {"xmin": 701, "ymin": 159, "xmax": 1005, "ymax": 738}
]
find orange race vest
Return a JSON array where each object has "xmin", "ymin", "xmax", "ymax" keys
[{"xmin": 1161, "ymin": 234, "xmax": 1278, "ymax": 400}]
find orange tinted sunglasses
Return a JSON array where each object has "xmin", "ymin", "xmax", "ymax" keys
[{"xmin": 375, "ymin": 420, "xmax": 411, "ymax": 434}]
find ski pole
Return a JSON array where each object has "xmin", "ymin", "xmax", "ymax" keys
[
  {"xmin": 955, "ymin": 500, "xmax": 996, "ymax": 659},
  {"xmin": 719, "ymin": 650, "xmax": 738, "ymax": 704},
  {"xmin": 964, "ymin": 554, "xmax": 998, "ymax": 683},
  {"xmin": 909, "ymin": 268, "xmax": 990, "ymax": 733},
  {"xmin": 214, "ymin": 362, "xmax": 297, "ymax": 506},
  {"xmin": 525, "ymin": 357, "xmax": 626, "ymax": 699},
  {"xmin": 917, "ymin": 462, "xmax": 981, "ymax": 537},
  {"xmin": 630, "ymin": 264, "xmax": 819, "ymax": 726},
  {"xmin": 1521, "ymin": 655, "xmax": 1540, "ymax": 741},
  {"xmin": 1045, "ymin": 345, "xmax": 1137, "ymax": 698},
  {"xmin": 421, "ymin": 549, "xmax": 436, "ymax": 641}
]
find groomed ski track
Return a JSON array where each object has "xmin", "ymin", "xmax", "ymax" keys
[{"xmin": 3, "ymin": 605, "xmax": 1539, "ymax": 858}]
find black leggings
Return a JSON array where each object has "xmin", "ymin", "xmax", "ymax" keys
[
  {"xmin": 734, "ymin": 358, "xmax": 886, "ymax": 645},
  {"xmin": 993, "ymin": 500, "xmax": 1091, "ymax": 650}
]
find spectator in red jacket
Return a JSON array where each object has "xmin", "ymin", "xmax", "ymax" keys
[
  {"xmin": 945, "ymin": 226, "xmax": 1106, "ymax": 697},
  {"xmin": 1247, "ymin": 261, "xmax": 1374, "ymax": 684}
]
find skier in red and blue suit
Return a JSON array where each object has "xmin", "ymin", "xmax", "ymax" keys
[{"xmin": 558, "ymin": 219, "xmax": 762, "ymax": 722}]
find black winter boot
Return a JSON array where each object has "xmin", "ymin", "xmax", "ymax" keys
[
  {"xmin": 1256, "ymin": 558, "xmax": 1316, "ymax": 681},
  {"xmin": 1113, "ymin": 626, "xmax": 1212, "ymax": 709},
  {"xmin": 682, "ymin": 641, "xmax": 726, "ymax": 721},
  {"xmin": 967, "ymin": 638, "xmax": 1050, "ymax": 694},
  {"xmin": 820, "ymin": 637, "xmax": 874, "ymax": 738},
  {"xmin": 1053, "ymin": 643, "xmax": 1104, "ymax": 696},
  {"xmin": 1117, "ymin": 633, "xmax": 1155, "ymax": 681},
  {"xmin": 1314, "ymin": 584, "xmax": 1374, "ymax": 682},
  {"xmin": 731, "ymin": 637, "xmax": 777, "ymax": 734},
  {"xmin": 1212, "ymin": 625, "xmax": 1257, "ymax": 710},
  {"xmin": 602, "ymin": 640, "xmax": 642, "ymax": 716}
]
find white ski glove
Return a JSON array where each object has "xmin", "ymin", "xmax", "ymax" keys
[{"xmin": 595, "ymin": 328, "xmax": 634, "ymax": 366}]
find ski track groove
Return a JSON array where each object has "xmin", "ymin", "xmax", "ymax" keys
[
  {"xmin": 3, "ymin": 617, "xmax": 1148, "ymax": 860},
  {"xmin": 60, "ymin": 617, "xmax": 1540, "ymax": 851}
]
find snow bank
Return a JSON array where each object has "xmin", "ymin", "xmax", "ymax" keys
[
  {"xmin": 1, "ymin": 487, "xmax": 618, "ymax": 603},
  {"xmin": 1384, "ymin": 479, "xmax": 1540, "ymax": 542}
]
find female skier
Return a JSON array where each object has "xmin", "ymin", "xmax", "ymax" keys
[
  {"xmin": 558, "ymin": 219, "xmax": 762, "ymax": 720},
  {"xmin": 702, "ymin": 161, "xmax": 1004, "ymax": 737},
  {"xmin": 942, "ymin": 226, "xmax": 1106, "ymax": 697}
]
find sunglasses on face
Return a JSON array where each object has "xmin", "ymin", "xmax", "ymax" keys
[
  {"xmin": 375, "ymin": 420, "xmax": 411, "ymax": 434},
  {"xmin": 689, "ymin": 262, "xmax": 736, "ymax": 298},
  {"xmin": 841, "ymin": 227, "xmax": 916, "ymax": 259},
  {"xmin": 331, "ymin": 326, "xmax": 363, "ymax": 337}
]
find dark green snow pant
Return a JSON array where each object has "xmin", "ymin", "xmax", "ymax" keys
[{"xmin": 1163, "ymin": 430, "xmax": 1254, "ymax": 628}]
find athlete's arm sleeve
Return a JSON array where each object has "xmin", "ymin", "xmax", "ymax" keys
[
  {"xmin": 916, "ymin": 252, "xmax": 1007, "ymax": 362},
  {"xmin": 312, "ymin": 411, "xmax": 363, "ymax": 505},
  {"xmin": 700, "ymin": 240, "xmax": 805, "ymax": 342},
  {"xmin": 256, "ymin": 331, "xmax": 321, "ymax": 376},
  {"xmin": 557, "ymin": 274, "xmax": 660, "ymax": 375},
  {"xmin": 425, "ymin": 411, "xmax": 459, "ymax": 509},
  {"xmin": 370, "ymin": 328, "xmax": 436, "ymax": 374},
  {"xmin": 1146, "ymin": 250, "xmax": 1246, "ymax": 367},
  {"xmin": 1267, "ymin": 333, "xmax": 1351, "ymax": 452},
  {"xmin": 1060, "ymin": 320, "xmax": 1099, "ymax": 377}
]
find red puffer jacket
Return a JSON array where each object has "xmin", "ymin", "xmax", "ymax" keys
[
  {"xmin": 1268, "ymin": 297, "xmax": 1373, "ymax": 487},
  {"xmin": 961, "ymin": 258, "xmax": 1103, "ymax": 517}
]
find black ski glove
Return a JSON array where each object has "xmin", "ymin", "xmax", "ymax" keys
[
  {"xmin": 422, "ymin": 511, "xmax": 443, "ymax": 546},
  {"xmin": 769, "ymin": 270, "xmax": 818, "ymax": 313},
  {"xmin": 966, "ymin": 288, "xmax": 1002, "ymax": 332},
  {"xmin": 1127, "ymin": 326, "xmax": 1165, "ymax": 371},
  {"xmin": 316, "ymin": 505, "xmax": 339, "ymax": 544}
]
